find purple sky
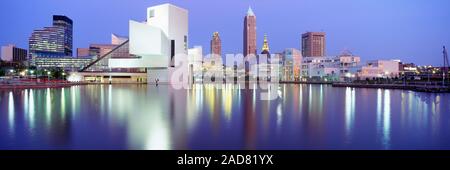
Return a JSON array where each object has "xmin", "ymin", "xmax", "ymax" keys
[{"xmin": 0, "ymin": 0, "xmax": 449, "ymax": 65}]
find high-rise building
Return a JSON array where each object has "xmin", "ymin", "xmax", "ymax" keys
[
  {"xmin": 244, "ymin": 7, "xmax": 257, "ymax": 57},
  {"xmin": 301, "ymin": 32, "xmax": 326, "ymax": 57},
  {"xmin": 29, "ymin": 15, "xmax": 73, "ymax": 58},
  {"xmin": 253, "ymin": 34, "xmax": 271, "ymax": 81},
  {"xmin": 244, "ymin": 7, "xmax": 257, "ymax": 77},
  {"xmin": 210, "ymin": 32, "xmax": 221, "ymax": 56},
  {"xmin": 53, "ymin": 15, "xmax": 73, "ymax": 56},
  {"xmin": 1, "ymin": 44, "xmax": 27, "ymax": 62}
]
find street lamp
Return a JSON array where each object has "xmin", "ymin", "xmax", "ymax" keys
[
  {"xmin": 62, "ymin": 72, "xmax": 66, "ymax": 81},
  {"xmin": 47, "ymin": 71, "xmax": 51, "ymax": 81}
]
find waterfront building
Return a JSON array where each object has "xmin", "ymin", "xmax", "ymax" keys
[
  {"xmin": 280, "ymin": 48, "xmax": 302, "ymax": 81},
  {"xmin": 301, "ymin": 32, "xmax": 326, "ymax": 57},
  {"xmin": 301, "ymin": 54, "xmax": 360, "ymax": 81},
  {"xmin": 33, "ymin": 56, "xmax": 93, "ymax": 71},
  {"xmin": 29, "ymin": 15, "xmax": 73, "ymax": 58},
  {"xmin": 356, "ymin": 60, "xmax": 400, "ymax": 79},
  {"xmin": 70, "ymin": 3, "xmax": 188, "ymax": 84},
  {"xmin": 1, "ymin": 44, "xmax": 27, "ymax": 62},
  {"xmin": 244, "ymin": 7, "xmax": 257, "ymax": 75}
]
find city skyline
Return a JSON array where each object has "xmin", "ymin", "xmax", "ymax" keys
[{"xmin": 0, "ymin": 0, "xmax": 449, "ymax": 66}]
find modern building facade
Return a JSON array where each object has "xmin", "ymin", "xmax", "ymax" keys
[
  {"xmin": 356, "ymin": 60, "xmax": 400, "ymax": 79},
  {"xmin": 72, "ymin": 3, "xmax": 188, "ymax": 84},
  {"xmin": 52, "ymin": 15, "xmax": 73, "ymax": 56},
  {"xmin": 1, "ymin": 44, "xmax": 27, "ymax": 62},
  {"xmin": 29, "ymin": 15, "xmax": 73, "ymax": 59},
  {"xmin": 301, "ymin": 54, "xmax": 361, "ymax": 81},
  {"xmin": 33, "ymin": 56, "xmax": 93, "ymax": 71},
  {"xmin": 210, "ymin": 32, "xmax": 221, "ymax": 56},
  {"xmin": 301, "ymin": 32, "xmax": 326, "ymax": 57},
  {"xmin": 281, "ymin": 48, "xmax": 302, "ymax": 81}
]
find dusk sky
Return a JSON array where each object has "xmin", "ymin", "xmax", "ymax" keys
[{"xmin": 0, "ymin": 0, "xmax": 449, "ymax": 65}]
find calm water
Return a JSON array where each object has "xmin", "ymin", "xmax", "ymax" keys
[{"xmin": 0, "ymin": 84, "xmax": 449, "ymax": 150}]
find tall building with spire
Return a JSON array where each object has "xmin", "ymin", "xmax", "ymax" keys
[
  {"xmin": 210, "ymin": 32, "xmax": 221, "ymax": 56},
  {"xmin": 259, "ymin": 34, "xmax": 271, "ymax": 81},
  {"xmin": 244, "ymin": 7, "xmax": 257, "ymax": 76},
  {"xmin": 261, "ymin": 34, "xmax": 270, "ymax": 54}
]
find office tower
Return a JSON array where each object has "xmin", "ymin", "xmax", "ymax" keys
[
  {"xmin": 244, "ymin": 7, "xmax": 257, "ymax": 57},
  {"xmin": 53, "ymin": 15, "xmax": 73, "ymax": 56},
  {"xmin": 210, "ymin": 32, "xmax": 221, "ymax": 56},
  {"xmin": 29, "ymin": 15, "xmax": 73, "ymax": 58},
  {"xmin": 244, "ymin": 7, "xmax": 257, "ymax": 77},
  {"xmin": 1, "ymin": 44, "xmax": 27, "ymax": 62},
  {"xmin": 301, "ymin": 32, "xmax": 326, "ymax": 57}
]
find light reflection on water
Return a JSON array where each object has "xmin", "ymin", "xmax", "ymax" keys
[{"xmin": 0, "ymin": 84, "xmax": 449, "ymax": 150}]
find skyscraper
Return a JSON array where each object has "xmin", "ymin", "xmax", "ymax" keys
[
  {"xmin": 53, "ymin": 15, "xmax": 73, "ymax": 56},
  {"xmin": 244, "ymin": 7, "xmax": 257, "ymax": 77},
  {"xmin": 244, "ymin": 7, "xmax": 257, "ymax": 57},
  {"xmin": 259, "ymin": 34, "xmax": 271, "ymax": 81},
  {"xmin": 301, "ymin": 32, "xmax": 326, "ymax": 57},
  {"xmin": 29, "ymin": 15, "xmax": 73, "ymax": 58},
  {"xmin": 210, "ymin": 32, "xmax": 221, "ymax": 56}
]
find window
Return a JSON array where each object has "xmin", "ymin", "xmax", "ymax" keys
[
  {"xmin": 149, "ymin": 10, "xmax": 155, "ymax": 18},
  {"xmin": 171, "ymin": 40, "xmax": 175, "ymax": 67},
  {"xmin": 184, "ymin": 35, "xmax": 188, "ymax": 51}
]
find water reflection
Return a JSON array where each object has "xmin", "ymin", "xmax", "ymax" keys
[
  {"xmin": 0, "ymin": 84, "xmax": 449, "ymax": 149},
  {"xmin": 383, "ymin": 90, "xmax": 391, "ymax": 149},
  {"xmin": 28, "ymin": 89, "xmax": 35, "ymax": 130},
  {"xmin": 344, "ymin": 87, "xmax": 355, "ymax": 143},
  {"xmin": 8, "ymin": 91, "xmax": 14, "ymax": 134}
]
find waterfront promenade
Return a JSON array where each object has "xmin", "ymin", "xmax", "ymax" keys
[
  {"xmin": 0, "ymin": 79, "xmax": 87, "ymax": 89},
  {"xmin": 1, "ymin": 78, "xmax": 449, "ymax": 93}
]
